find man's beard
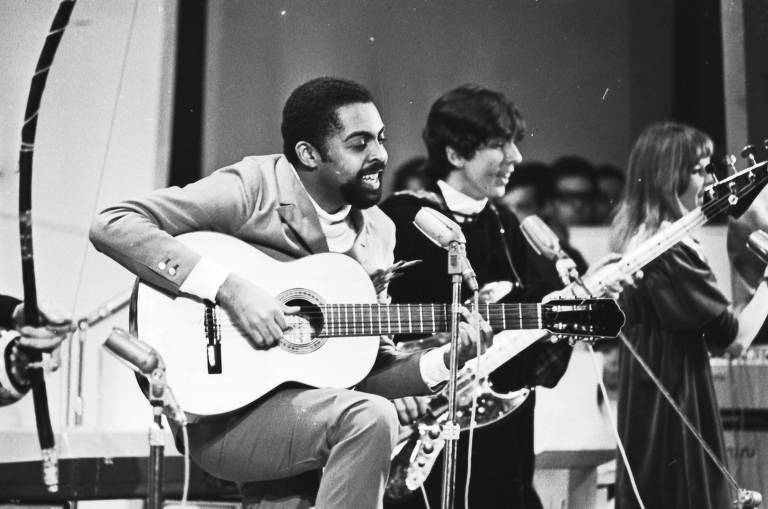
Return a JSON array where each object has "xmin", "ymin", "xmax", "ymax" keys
[{"xmin": 339, "ymin": 164, "xmax": 385, "ymax": 209}]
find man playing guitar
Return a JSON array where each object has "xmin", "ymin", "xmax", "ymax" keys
[{"xmin": 89, "ymin": 77, "xmax": 491, "ymax": 509}]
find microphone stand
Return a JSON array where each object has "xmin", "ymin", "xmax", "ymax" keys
[
  {"xmin": 65, "ymin": 291, "xmax": 130, "ymax": 427},
  {"xmin": 147, "ymin": 364, "xmax": 168, "ymax": 509},
  {"xmin": 440, "ymin": 241, "xmax": 469, "ymax": 509}
]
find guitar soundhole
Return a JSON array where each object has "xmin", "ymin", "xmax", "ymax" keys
[{"xmin": 278, "ymin": 290, "xmax": 327, "ymax": 354}]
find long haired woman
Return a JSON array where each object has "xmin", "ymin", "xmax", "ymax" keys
[{"xmin": 610, "ymin": 122, "xmax": 768, "ymax": 508}]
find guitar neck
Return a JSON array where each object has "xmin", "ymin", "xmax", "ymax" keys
[
  {"xmin": 318, "ymin": 303, "xmax": 542, "ymax": 337},
  {"xmin": 577, "ymin": 208, "xmax": 708, "ymax": 296},
  {"xmin": 469, "ymin": 330, "xmax": 549, "ymax": 376}
]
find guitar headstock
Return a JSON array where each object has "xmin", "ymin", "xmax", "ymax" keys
[
  {"xmin": 541, "ymin": 299, "xmax": 625, "ymax": 339},
  {"xmin": 702, "ymin": 141, "xmax": 768, "ymax": 220}
]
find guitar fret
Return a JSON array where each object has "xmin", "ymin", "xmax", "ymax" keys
[
  {"xmin": 518, "ymin": 303, "xmax": 522, "ymax": 330},
  {"xmin": 538, "ymin": 304, "xmax": 542, "ymax": 328},
  {"xmin": 368, "ymin": 303, "xmax": 372, "ymax": 335},
  {"xmin": 408, "ymin": 305, "xmax": 412, "ymax": 333},
  {"xmin": 431, "ymin": 305, "xmax": 435, "ymax": 332},
  {"xmin": 397, "ymin": 305, "xmax": 402, "ymax": 333},
  {"xmin": 378, "ymin": 305, "xmax": 382, "ymax": 334},
  {"xmin": 387, "ymin": 306, "xmax": 391, "ymax": 334},
  {"xmin": 486, "ymin": 302, "xmax": 490, "ymax": 328},
  {"xmin": 343, "ymin": 305, "xmax": 347, "ymax": 336},
  {"xmin": 503, "ymin": 304, "xmax": 507, "ymax": 329},
  {"xmin": 419, "ymin": 306, "xmax": 423, "ymax": 332}
]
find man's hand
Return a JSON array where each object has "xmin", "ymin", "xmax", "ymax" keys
[
  {"xmin": 544, "ymin": 253, "xmax": 642, "ymax": 302},
  {"xmin": 216, "ymin": 273, "xmax": 300, "ymax": 349},
  {"xmin": 442, "ymin": 307, "xmax": 494, "ymax": 369},
  {"xmin": 11, "ymin": 303, "xmax": 71, "ymax": 371},
  {"xmin": 583, "ymin": 253, "xmax": 642, "ymax": 299},
  {"xmin": 393, "ymin": 395, "xmax": 432, "ymax": 425}
]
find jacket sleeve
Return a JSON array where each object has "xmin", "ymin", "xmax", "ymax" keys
[
  {"xmin": 89, "ymin": 167, "xmax": 261, "ymax": 294},
  {"xmin": 1, "ymin": 299, "xmax": 30, "ymax": 406},
  {"xmin": 355, "ymin": 336, "xmax": 433, "ymax": 398},
  {"xmin": 0, "ymin": 295, "xmax": 21, "ymax": 330}
]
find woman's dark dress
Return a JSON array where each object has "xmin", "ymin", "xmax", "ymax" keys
[{"xmin": 615, "ymin": 240, "xmax": 735, "ymax": 509}]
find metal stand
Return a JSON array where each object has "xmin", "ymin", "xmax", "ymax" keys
[
  {"xmin": 147, "ymin": 366, "xmax": 168, "ymax": 509},
  {"xmin": 148, "ymin": 414, "xmax": 165, "ymax": 509},
  {"xmin": 440, "ymin": 241, "xmax": 467, "ymax": 509},
  {"xmin": 65, "ymin": 291, "xmax": 130, "ymax": 427}
]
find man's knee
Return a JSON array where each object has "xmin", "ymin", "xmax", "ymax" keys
[{"xmin": 342, "ymin": 393, "xmax": 399, "ymax": 448}]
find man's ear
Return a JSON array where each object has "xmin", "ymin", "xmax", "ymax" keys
[
  {"xmin": 295, "ymin": 141, "xmax": 322, "ymax": 168},
  {"xmin": 445, "ymin": 146, "xmax": 465, "ymax": 169}
]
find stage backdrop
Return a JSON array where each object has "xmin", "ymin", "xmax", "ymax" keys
[{"xmin": 200, "ymin": 0, "xmax": 640, "ymax": 187}]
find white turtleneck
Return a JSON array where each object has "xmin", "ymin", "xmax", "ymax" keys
[
  {"xmin": 306, "ymin": 195, "xmax": 356, "ymax": 254},
  {"xmin": 437, "ymin": 179, "xmax": 487, "ymax": 216}
]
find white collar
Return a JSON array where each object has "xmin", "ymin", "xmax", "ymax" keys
[{"xmin": 437, "ymin": 180, "xmax": 488, "ymax": 215}]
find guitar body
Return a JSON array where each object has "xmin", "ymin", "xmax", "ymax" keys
[
  {"xmin": 385, "ymin": 381, "xmax": 530, "ymax": 501},
  {"xmin": 133, "ymin": 232, "xmax": 380, "ymax": 417}
]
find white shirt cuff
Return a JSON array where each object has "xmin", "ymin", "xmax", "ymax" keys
[
  {"xmin": 419, "ymin": 345, "xmax": 451, "ymax": 389},
  {"xmin": 179, "ymin": 258, "xmax": 231, "ymax": 302}
]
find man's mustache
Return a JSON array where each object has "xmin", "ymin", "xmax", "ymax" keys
[{"xmin": 359, "ymin": 162, "xmax": 386, "ymax": 176}]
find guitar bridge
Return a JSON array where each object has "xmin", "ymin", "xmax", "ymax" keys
[{"xmin": 204, "ymin": 302, "xmax": 222, "ymax": 374}]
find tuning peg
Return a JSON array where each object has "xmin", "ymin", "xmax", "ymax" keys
[
  {"xmin": 705, "ymin": 162, "xmax": 720, "ymax": 183},
  {"xmin": 741, "ymin": 144, "xmax": 758, "ymax": 165},
  {"xmin": 763, "ymin": 139, "xmax": 768, "ymax": 152},
  {"xmin": 725, "ymin": 154, "xmax": 738, "ymax": 175}
]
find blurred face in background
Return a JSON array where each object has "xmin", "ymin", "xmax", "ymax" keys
[
  {"xmin": 551, "ymin": 174, "xmax": 593, "ymax": 226},
  {"xmin": 498, "ymin": 184, "xmax": 540, "ymax": 220},
  {"xmin": 593, "ymin": 174, "xmax": 625, "ymax": 223}
]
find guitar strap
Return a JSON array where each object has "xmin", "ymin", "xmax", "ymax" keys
[{"xmin": 487, "ymin": 202, "xmax": 524, "ymax": 291}]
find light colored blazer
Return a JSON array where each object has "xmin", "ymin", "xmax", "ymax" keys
[{"xmin": 90, "ymin": 154, "xmax": 430, "ymax": 398}]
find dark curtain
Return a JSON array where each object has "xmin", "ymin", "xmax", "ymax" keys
[
  {"xmin": 744, "ymin": 0, "xmax": 768, "ymax": 147},
  {"xmin": 169, "ymin": 0, "xmax": 207, "ymax": 187},
  {"xmin": 672, "ymin": 0, "xmax": 725, "ymax": 149}
]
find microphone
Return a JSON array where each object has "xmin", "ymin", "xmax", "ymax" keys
[
  {"xmin": 746, "ymin": 230, "xmax": 768, "ymax": 264},
  {"xmin": 413, "ymin": 207, "xmax": 466, "ymax": 247},
  {"xmin": 520, "ymin": 215, "xmax": 579, "ymax": 286},
  {"xmin": 413, "ymin": 208, "xmax": 478, "ymax": 291},
  {"xmin": 104, "ymin": 327, "xmax": 161, "ymax": 374},
  {"xmin": 103, "ymin": 328, "xmax": 187, "ymax": 425}
]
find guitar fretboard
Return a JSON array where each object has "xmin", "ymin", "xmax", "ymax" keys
[
  {"xmin": 578, "ymin": 208, "xmax": 708, "ymax": 296},
  {"xmin": 470, "ymin": 331, "xmax": 549, "ymax": 376},
  {"xmin": 317, "ymin": 303, "xmax": 543, "ymax": 337}
]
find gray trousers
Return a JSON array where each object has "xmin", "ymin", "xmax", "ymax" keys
[{"xmin": 187, "ymin": 387, "xmax": 399, "ymax": 509}]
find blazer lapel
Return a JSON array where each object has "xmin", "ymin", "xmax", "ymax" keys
[{"xmin": 275, "ymin": 160, "xmax": 329, "ymax": 254}]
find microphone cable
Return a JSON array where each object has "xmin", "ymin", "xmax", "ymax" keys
[
  {"xmin": 181, "ymin": 423, "xmax": 191, "ymax": 507},
  {"xmin": 617, "ymin": 331, "xmax": 757, "ymax": 505},
  {"xmin": 464, "ymin": 290, "xmax": 483, "ymax": 509},
  {"xmin": 586, "ymin": 344, "xmax": 646, "ymax": 509}
]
